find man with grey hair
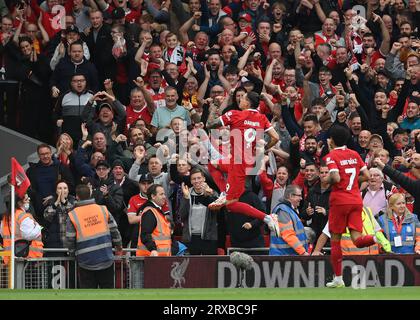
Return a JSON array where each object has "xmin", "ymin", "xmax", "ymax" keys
[
  {"xmin": 269, "ymin": 185, "xmax": 310, "ymax": 256},
  {"xmin": 151, "ymin": 86, "xmax": 192, "ymax": 133},
  {"xmin": 362, "ymin": 167, "xmax": 397, "ymax": 217}
]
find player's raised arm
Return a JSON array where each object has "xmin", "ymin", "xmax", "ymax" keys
[
  {"xmin": 206, "ymin": 117, "xmax": 223, "ymax": 129},
  {"xmin": 265, "ymin": 127, "xmax": 279, "ymax": 150},
  {"xmin": 359, "ymin": 166, "xmax": 370, "ymax": 184},
  {"xmin": 206, "ymin": 101, "xmax": 224, "ymax": 129}
]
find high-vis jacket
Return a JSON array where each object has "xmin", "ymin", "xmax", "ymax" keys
[
  {"xmin": 378, "ymin": 211, "xmax": 420, "ymax": 254},
  {"xmin": 67, "ymin": 201, "xmax": 118, "ymax": 269},
  {"xmin": 269, "ymin": 203, "xmax": 308, "ymax": 256},
  {"xmin": 1, "ymin": 208, "xmax": 43, "ymax": 264},
  {"xmin": 137, "ymin": 206, "xmax": 171, "ymax": 257},
  {"xmin": 341, "ymin": 207, "xmax": 380, "ymax": 255}
]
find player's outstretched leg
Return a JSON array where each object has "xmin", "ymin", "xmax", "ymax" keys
[
  {"xmin": 226, "ymin": 201, "xmax": 280, "ymax": 238},
  {"xmin": 352, "ymin": 231, "xmax": 393, "ymax": 253}
]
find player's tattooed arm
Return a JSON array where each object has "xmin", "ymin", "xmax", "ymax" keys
[
  {"xmin": 206, "ymin": 105, "xmax": 223, "ymax": 129},
  {"xmin": 358, "ymin": 167, "xmax": 370, "ymax": 184},
  {"xmin": 265, "ymin": 127, "xmax": 280, "ymax": 150},
  {"xmin": 206, "ymin": 117, "xmax": 223, "ymax": 129},
  {"xmin": 327, "ymin": 171, "xmax": 341, "ymax": 185}
]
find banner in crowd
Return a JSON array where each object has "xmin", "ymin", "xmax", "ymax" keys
[{"xmin": 143, "ymin": 255, "xmax": 420, "ymax": 288}]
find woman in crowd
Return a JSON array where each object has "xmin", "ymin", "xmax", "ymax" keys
[
  {"xmin": 42, "ymin": 180, "xmax": 75, "ymax": 256},
  {"xmin": 378, "ymin": 193, "xmax": 420, "ymax": 254}
]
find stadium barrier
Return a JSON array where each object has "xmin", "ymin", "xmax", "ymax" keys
[
  {"xmin": 1, "ymin": 252, "xmax": 419, "ymax": 289},
  {"xmin": 11, "ymin": 253, "xmax": 145, "ymax": 289}
]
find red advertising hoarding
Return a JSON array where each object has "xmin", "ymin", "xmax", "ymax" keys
[{"xmin": 143, "ymin": 255, "xmax": 420, "ymax": 288}]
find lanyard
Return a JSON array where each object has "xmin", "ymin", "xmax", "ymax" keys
[{"xmin": 392, "ymin": 216, "xmax": 404, "ymax": 235}]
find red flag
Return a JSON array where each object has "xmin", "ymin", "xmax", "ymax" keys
[{"xmin": 10, "ymin": 157, "xmax": 30, "ymax": 198}]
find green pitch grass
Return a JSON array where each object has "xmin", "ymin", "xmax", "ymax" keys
[{"xmin": 0, "ymin": 287, "xmax": 419, "ymax": 300}]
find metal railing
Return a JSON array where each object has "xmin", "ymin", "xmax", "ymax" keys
[
  {"xmin": 1, "ymin": 248, "xmax": 145, "ymax": 289},
  {"xmin": 0, "ymin": 251, "xmax": 11, "ymax": 288}
]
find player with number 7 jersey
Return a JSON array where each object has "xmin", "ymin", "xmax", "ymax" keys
[
  {"xmin": 206, "ymin": 92, "xmax": 281, "ymax": 237},
  {"xmin": 324, "ymin": 146, "xmax": 365, "ymax": 206},
  {"xmin": 323, "ymin": 125, "xmax": 392, "ymax": 289}
]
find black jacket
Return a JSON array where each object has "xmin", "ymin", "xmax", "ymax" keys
[
  {"xmin": 50, "ymin": 56, "xmax": 99, "ymax": 92},
  {"xmin": 226, "ymin": 191, "xmax": 265, "ymax": 249},
  {"xmin": 83, "ymin": 24, "xmax": 114, "ymax": 84},
  {"xmin": 0, "ymin": 40, "xmax": 26, "ymax": 81},
  {"xmin": 91, "ymin": 175, "xmax": 124, "ymax": 227},
  {"xmin": 26, "ymin": 158, "xmax": 75, "ymax": 223},
  {"xmin": 383, "ymin": 165, "xmax": 420, "ymax": 220},
  {"xmin": 111, "ymin": 175, "xmax": 139, "ymax": 246},
  {"xmin": 301, "ymin": 184, "xmax": 331, "ymax": 242}
]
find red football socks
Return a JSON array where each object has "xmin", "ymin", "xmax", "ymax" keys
[
  {"xmin": 226, "ymin": 201, "xmax": 266, "ymax": 220},
  {"xmin": 353, "ymin": 235, "xmax": 375, "ymax": 248},
  {"xmin": 330, "ymin": 240, "xmax": 343, "ymax": 277}
]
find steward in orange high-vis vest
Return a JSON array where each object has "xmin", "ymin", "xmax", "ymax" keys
[
  {"xmin": 1, "ymin": 194, "xmax": 43, "ymax": 265},
  {"xmin": 136, "ymin": 184, "xmax": 172, "ymax": 257},
  {"xmin": 65, "ymin": 184, "xmax": 123, "ymax": 288}
]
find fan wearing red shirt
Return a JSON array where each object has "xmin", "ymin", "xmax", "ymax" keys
[
  {"xmin": 323, "ymin": 125, "xmax": 391, "ymax": 288},
  {"xmin": 206, "ymin": 91, "xmax": 281, "ymax": 236},
  {"xmin": 359, "ymin": 15, "xmax": 391, "ymax": 68},
  {"xmin": 125, "ymin": 82, "xmax": 156, "ymax": 132},
  {"xmin": 127, "ymin": 173, "xmax": 153, "ymax": 246}
]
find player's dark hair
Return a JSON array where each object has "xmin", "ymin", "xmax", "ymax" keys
[
  {"xmin": 329, "ymin": 125, "xmax": 350, "ymax": 147},
  {"xmin": 246, "ymin": 91, "xmax": 260, "ymax": 109}
]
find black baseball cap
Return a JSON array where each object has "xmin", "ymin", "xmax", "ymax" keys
[
  {"xmin": 65, "ymin": 25, "xmax": 79, "ymax": 34},
  {"xmin": 96, "ymin": 160, "xmax": 110, "ymax": 169},
  {"xmin": 139, "ymin": 173, "xmax": 154, "ymax": 183},
  {"xmin": 98, "ymin": 103, "xmax": 113, "ymax": 113}
]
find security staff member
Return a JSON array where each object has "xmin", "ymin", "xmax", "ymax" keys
[
  {"xmin": 269, "ymin": 185, "xmax": 310, "ymax": 256},
  {"xmin": 65, "ymin": 184, "xmax": 123, "ymax": 288},
  {"xmin": 1, "ymin": 193, "xmax": 43, "ymax": 265},
  {"xmin": 137, "ymin": 184, "xmax": 172, "ymax": 256}
]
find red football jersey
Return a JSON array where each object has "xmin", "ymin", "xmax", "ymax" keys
[
  {"xmin": 220, "ymin": 109, "xmax": 272, "ymax": 166},
  {"xmin": 127, "ymin": 194, "xmax": 148, "ymax": 216},
  {"xmin": 125, "ymin": 104, "xmax": 153, "ymax": 130},
  {"xmin": 324, "ymin": 146, "xmax": 366, "ymax": 205}
]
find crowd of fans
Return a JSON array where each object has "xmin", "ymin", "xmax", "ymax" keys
[{"xmin": 1, "ymin": 0, "xmax": 419, "ymax": 256}]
